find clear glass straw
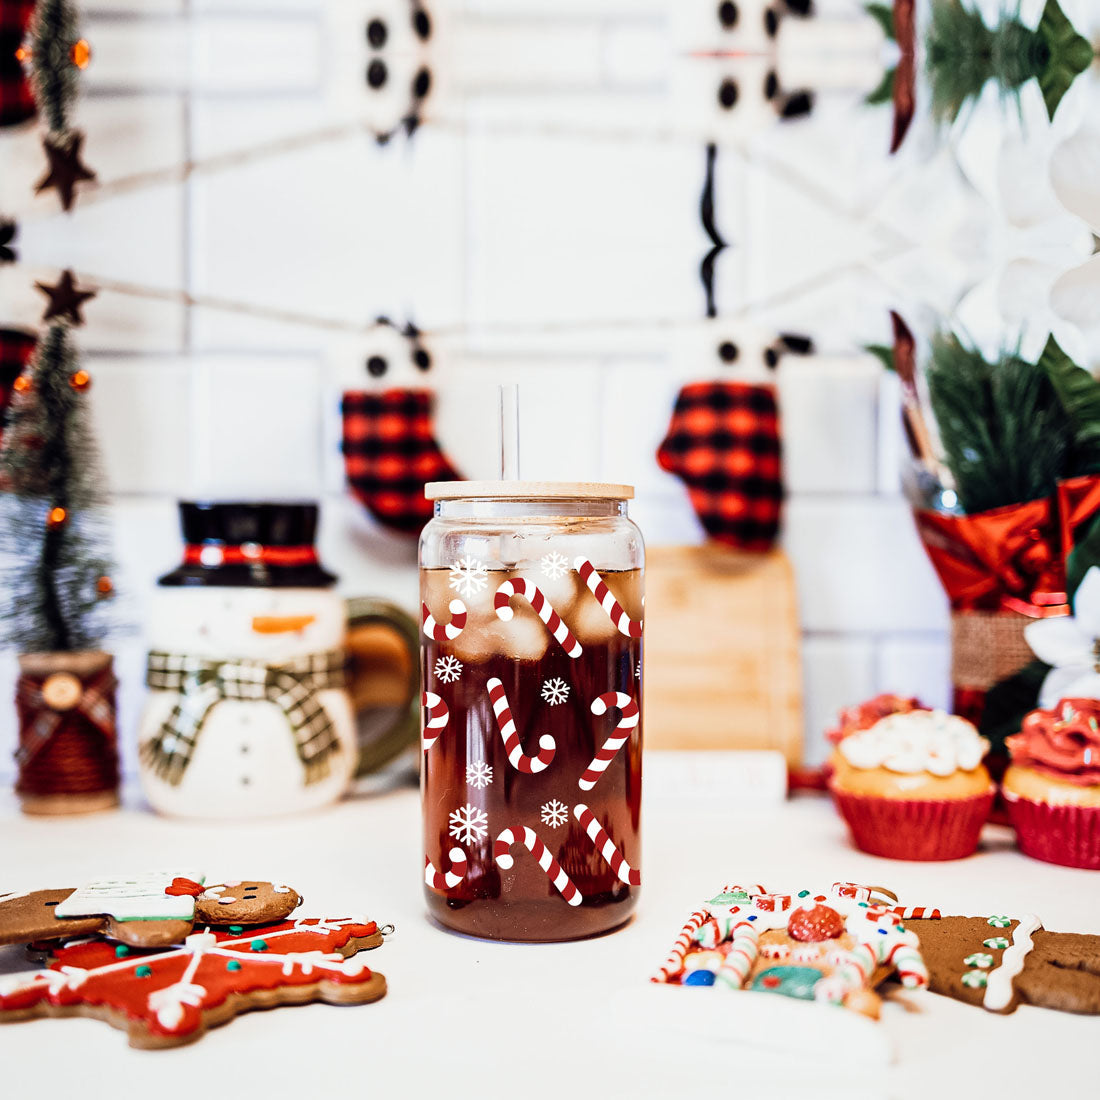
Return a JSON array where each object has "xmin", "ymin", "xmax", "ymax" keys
[{"xmin": 499, "ymin": 383, "xmax": 520, "ymax": 480}]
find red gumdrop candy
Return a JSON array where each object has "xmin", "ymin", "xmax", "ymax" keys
[{"xmin": 787, "ymin": 904, "xmax": 845, "ymax": 942}]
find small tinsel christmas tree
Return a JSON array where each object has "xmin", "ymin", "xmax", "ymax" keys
[{"xmin": 0, "ymin": 324, "xmax": 115, "ymax": 653}]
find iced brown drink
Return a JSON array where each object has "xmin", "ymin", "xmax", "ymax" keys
[{"xmin": 420, "ymin": 482, "xmax": 644, "ymax": 941}]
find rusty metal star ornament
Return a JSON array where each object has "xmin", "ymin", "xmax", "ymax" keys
[
  {"xmin": 35, "ymin": 132, "xmax": 96, "ymax": 212},
  {"xmin": 35, "ymin": 270, "xmax": 97, "ymax": 325}
]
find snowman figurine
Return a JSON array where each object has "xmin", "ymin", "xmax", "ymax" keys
[{"xmin": 138, "ymin": 502, "xmax": 356, "ymax": 819}]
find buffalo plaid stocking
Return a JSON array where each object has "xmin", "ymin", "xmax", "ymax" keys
[
  {"xmin": 0, "ymin": 1, "xmax": 35, "ymax": 129},
  {"xmin": 656, "ymin": 380, "xmax": 783, "ymax": 552},
  {"xmin": 342, "ymin": 388, "xmax": 461, "ymax": 534}
]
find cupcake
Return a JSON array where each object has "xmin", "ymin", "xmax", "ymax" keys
[
  {"xmin": 1003, "ymin": 699, "xmax": 1100, "ymax": 870},
  {"xmin": 828, "ymin": 709, "xmax": 995, "ymax": 860}
]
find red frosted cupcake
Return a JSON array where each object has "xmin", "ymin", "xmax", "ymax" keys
[
  {"xmin": 1003, "ymin": 699, "xmax": 1100, "ymax": 870},
  {"xmin": 826, "ymin": 693, "xmax": 929, "ymax": 745},
  {"xmin": 828, "ymin": 709, "xmax": 994, "ymax": 860}
]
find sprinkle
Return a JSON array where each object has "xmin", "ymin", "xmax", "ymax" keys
[
  {"xmin": 858, "ymin": 902, "xmax": 868, "ymax": 908},
  {"xmin": 227, "ymin": 960, "xmax": 242, "ymax": 972},
  {"xmin": 747, "ymin": 915, "xmax": 757, "ymax": 921},
  {"xmin": 115, "ymin": 945, "xmax": 129, "ymax": 958},
  {"xmin": 135, "ymin": 965, "xmax": 152, "ymax": 978},
  {"xmin": 797, "ymin": 890, "xmax": 809, "ymax": 898},
  {"xmin": 229, "ymin": 925, "xmax": 244, "ymax": 934},
  {"xmin": 877, "ymin": 928, "xmax": 887, "ymax": 935},
  {"xmin": 250, "ymin": 939, "xmax": 268, "ymax": 951}
]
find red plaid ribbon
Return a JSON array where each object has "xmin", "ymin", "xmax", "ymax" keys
[
  {"xmin": 0, "ymin": 1, "xmax": 35, "ymax": 129},
  {"xmin": 15, "ymin": 666, "xmax": 119, "ymax": 769},
  {"xmin": 342, "ymin": 388, "xmax": 461, "ymax": 535},
  {"xmin": 656, "ymin": 380, "xmax": 783, "ymax": 552}
]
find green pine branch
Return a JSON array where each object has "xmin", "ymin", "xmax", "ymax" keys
[
  {"xmin": 28, "ymin": 0, "xmax": 80, "ymax": 135},
  {"xmin": 0, "ymin": 325, "xmax": 116, "ymax": 653}
]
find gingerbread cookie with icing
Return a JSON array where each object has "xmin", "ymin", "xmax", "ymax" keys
[
  {"xmin": 0, "ymin": 916, "xmax": 387, "ymax": 1048},
  {"xmin": 652, "ymin": 882, "xmax": 931, "ymax": 1019},
  {"xmin": 907, "ymin": 914, "xmax": 1100, "ymax": 1015},
  {"xmin": 0, "ymin": 873, "xmax": 301, "ymax": 949}
]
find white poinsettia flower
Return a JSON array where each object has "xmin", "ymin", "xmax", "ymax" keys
[{"xmin": 1025, "ymin": 567, "xmax": 1100, "ymax": 707}]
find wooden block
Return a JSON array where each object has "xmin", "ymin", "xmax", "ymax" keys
[{"xmin": 642, "ymin": 545, "xmax": 803, "ymax": 764}]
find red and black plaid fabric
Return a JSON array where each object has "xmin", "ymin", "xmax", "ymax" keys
[
  {"xmin": 0, "ymin": 327, "xmax": 36, "ymax": 447},
  {"xmin": 342, "ymin": 388, "xmax": 461, "ymax": 535},
  {"xmin": 656, "ymin": 380, "xmax": 783, "ymax": 552},
  {"xmin": 0, "ymin": 1, "xmax": 36, "ymax": 129}
]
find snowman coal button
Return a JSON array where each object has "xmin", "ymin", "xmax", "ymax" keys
[{"xmin": 41, "ymin": 672, "xmax": 83, "ymax": 711}]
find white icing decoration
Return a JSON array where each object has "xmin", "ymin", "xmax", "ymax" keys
[
  {"xmin": 984, "ymin": 914, "xmax": 1041, "ymax": 1012},
  {"xmin": 837, "ymin": 710, "xmax": 989, "ymax": 776},
  {"xmin": 216, "ymin": 897, "xmax": 237, "ymax": 905},
  {"xmin": 53, "ymin": 872, "xmax": 206, "ymax": 923}
]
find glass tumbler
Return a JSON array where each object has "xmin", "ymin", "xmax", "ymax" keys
[{"xmin": 420, "ymin": 481, "xmax": 644, "ymax": 941}]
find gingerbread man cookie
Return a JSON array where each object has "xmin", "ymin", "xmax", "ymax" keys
[
  {"xmin": 907, "ymin": 914, "xmax": 1100, "ymax": 1015},
  {"xmin": 0, "ymin": 873, "xmax": 302, "ymax": 949},
  {"xmin": 0, "ymin": 916, "xmax": 387, "ymax": 1048}
]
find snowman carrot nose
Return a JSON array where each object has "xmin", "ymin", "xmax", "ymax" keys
[{"xmin": 251, "ymin": 614, "xmax": 316, "ymax": 634}]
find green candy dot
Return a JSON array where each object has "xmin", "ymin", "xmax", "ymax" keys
[
  {"xmin": 135, "ymin": 965, "xmax": 152, "ymax": 978},
  {"xmin": 227, "ymin": 960, "xmax": 242, "ymax": 972},
  {"xmin": 229, "ymin": 925, "xmax": 244, "ymax": 934},
  {"xmin": 250, "ymin": 939, "xmax": 268, "ymax": 952},
  {"xmin": 114, "ymin": 945, "xmax": 130, "ymax": 958},
  {"xmin": 858, "ymin": 902, "xmax": 868, "ymax": 908},
  {"xmin": 797, "ymin": 890, "xmax": 810, "ymax": 898}
]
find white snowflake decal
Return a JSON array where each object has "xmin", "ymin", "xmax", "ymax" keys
[
  {"xmin": 540, "ymin": 799, "xmax": 569, "ymax": 828},
  {"xmin": 448, "ymin": 802, "xmax": 489, "ymax": 845},
  {"xmin": 540, "ymin": 551, "xmax": 570, "ymax": 580},
  {"xmin": 434, "ymin": 655, "xmax": 463, "ymax": 684},
  {"xmin": 449, "ymin": 556, "xmax": 488, "ymax": 599},
  {"xmin": 541, "ymin": 677, "xmax": 571, "ymax": 706},
  {"xmin": 466, "ymin": 761, "xmax": 493, "ymax": 789}
]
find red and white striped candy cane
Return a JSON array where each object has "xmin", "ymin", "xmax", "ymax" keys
[
  {"xmin": 422, "ymin": 691, "xmax": 450, "ymax": 753},
  {"xmin": 651, "ymin": 909, "xmax": 712, "ymax": 983},
  {"xmin": 424, "ymin": 846, "xmax": 468, "ymax": 891},
  {"xmin": 818, "ymin": 941, "xmax": 879, "ymax": 1004},
  {"xmin": 573, "ymin": 557, "xmax": 643, "ymax": 638},
  {"xmin": 891, "ymin": 906, "xmax": 941, "ymax": 920},
  {"xmin": 578, "ymin": 691, "xmax": 639, "ymax": 791},
  {"xmin": 486, "ymin": 677, "xmax": 556, "ymax": 773},
  {"xmin": 421, "ymin": 598, "xmax": 467, "ymax": 641},
  {"xmin": 714, "ymin": 922, "xmax": 760, "ymax": 990},
  {"xmin": 494, "ymin": 578, "xmax": 581, "ymax": 658},
  {"xmin": 573, "ymin": 803, "xmax": 640, "ymax": 886},
  {"xmin": 886, "ymin": 936, "xmax": 928, "ymax": 989},
  {"xmin": 493, "ymin": 826, "xmax": 581, "ymax": 906}
]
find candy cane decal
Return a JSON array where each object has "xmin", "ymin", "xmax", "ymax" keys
[
  {"xmin": 890, "ymin": 906, "xmax": 941, "ymax": 920},
  {"xmin": 493, "ymin": 827, "xmax": 581, "ymax": 906},
  {"xmin": 573, "ymin": 803, "xmax": 640, "ymax": 886},
  {"xmin": 714, "ymin": 922, "xmax": 761, "ymax": 990},
  {"xmin": 486, "ymin": 678, "xmax": 556, "ymax": 773},
  {"xmin": 421, "ymin": 598, "xmax": 467, "ymax": 641},
  {"xmin": 578, "ymin": 691, "xmax": 639, "ymax": 791},
  {"xmin": 493, "ymin": 578, "xmax": 581, "ymax": 658},
  {"xmin": 573, "ymin": 557, "xmax": 643, "ymax": 638},
  {"xmin": 422, "ymin": 691, "xmax": 450, "ymax": 752},
  {"xmin": 651, "ymin": 909, "xmax": 712, "ymax": 983},
  {"xmin": 424, "ymin": 846, "xmax": 468, "ymax": 891}
]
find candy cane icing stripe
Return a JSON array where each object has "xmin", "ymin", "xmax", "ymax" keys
[
  {"xmin": 578, "ymin": 691, "xmax": 639, "ymax": 791},
  {"xmin": 494, "ymin": 578, "xmax": 581, "ymax": 658},
  {"xmin": 421, "ymin": 598, "xmax": 467, "ymax": 641},
  {"xmin": 486, "ymin": 677, "xmax": 556, "ymax": 773},
  {"xmin": 891, "ymin": 906, "xmax": 941, "ymax": 920},
  {"xmin": 424, "ymin": 846, "xmax": 468, "ymax": 892},
  {"xmin": 493, "ymin": 827, "xmax": 582, "ymax": 906},
  {"xmin": 573, "ymin": 557, "xmax": 643, "ymax": 638},
  {"xmin": 573, "ymin": 803, "xmax": 640, "ymax": 886},
  {"xmin": 422, "ymin": 691, "xmax": 450, "ymax": 752},
  {"xmin": 651, "ymin": 909, "xmax": 712, "ymax": 983}
]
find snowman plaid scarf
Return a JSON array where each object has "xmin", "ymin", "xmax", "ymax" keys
[{"xmin": 142, "ymin": 650, "xmax": 346, "ymax": 786}]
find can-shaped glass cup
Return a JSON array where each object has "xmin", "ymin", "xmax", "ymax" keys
[{"xmin": 420, "ymin": 481, "xmax": 644, "ymax": 941}]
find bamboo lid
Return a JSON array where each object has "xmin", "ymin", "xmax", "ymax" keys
[{"xmin": 425, "ymin": 480, "xmax": 634, "ymax": 501}]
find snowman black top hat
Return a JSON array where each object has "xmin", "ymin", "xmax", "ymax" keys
[{"xmin": 158, "ymin": 502, "xmax": 338, "ymax": 588}]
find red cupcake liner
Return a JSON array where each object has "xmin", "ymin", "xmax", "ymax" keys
[
  {"xmin": 829, "ymin": 785, "xmax": 995, "ymax": 861},
  {"xmin": 1004, "ymin": 792, "xmax": 1100, "ymax": 871}
]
